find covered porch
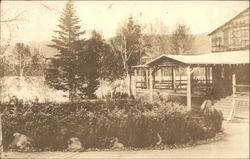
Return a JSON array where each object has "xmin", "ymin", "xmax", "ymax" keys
[{"xmin": 132, "ymin": 50, "xmax": 249, "ymax": 111}]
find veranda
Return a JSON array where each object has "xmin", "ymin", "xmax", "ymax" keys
[{"xmin": 132, "ymin": 51, "xmax": 249, "ymax": 110}]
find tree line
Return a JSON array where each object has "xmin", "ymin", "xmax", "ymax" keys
[{"xmin": 1, "ymin": 1, "xmax": 194, "ymax": 100}]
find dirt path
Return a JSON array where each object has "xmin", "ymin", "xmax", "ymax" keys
[{"xmin": 2, "ymin": 121, "xmax": 249, "ymax": 159}]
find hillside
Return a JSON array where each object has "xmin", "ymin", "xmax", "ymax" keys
[
  {"xmin": 26, "ymin": 41, "xmax": 59, "ymax": 58},
  {"xmin": 3, "ymin": 41, "xmax": 58, "ymax": 58},
  {"xmin": 191, "ymin": 33, "xmax": 211, "ymax": 54},
  {"xmin": 3, "ymin": 33, "xmax": 210, "ymax": 58}
]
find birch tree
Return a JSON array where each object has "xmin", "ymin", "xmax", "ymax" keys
[
  {"xmin": 110, "ymin": 16, "xmax": 142, "ymax": 96},
  {"xmin": 4, "ymin": 43, "xmax": 45, "ymax": 91}
]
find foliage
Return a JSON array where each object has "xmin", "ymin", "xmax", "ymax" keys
[
  {"xmin": 46, "ymin": 2, "xmax": 123, "ymax": 99},
  {"xmin": 3, "ymin": 43, "xmax": 46, "ymax": 76},
  {"xmin": 170, "ymin": 24, "xmax": 194, "ymax": 55},
  {"xmin": 110, "ymin": 16, "xmax": 143, "ymax": 96},
  {"xmin": 77, "ymin": 31, "xmax": 124, "ymax": 99},
  {"xmin": 46, "ymin": 1, "xmax": 85, "ymax": 100},
  {"xmin": 99, "ymin": 45, "xmax": 124, "ymax": 82},
  {"xmin": 48, "ymin": 1, "xmax": 85, "ymax": 52},
  {"xmin": 1, "ymin": 98, "xmax": 223, "ymax": 151},
  {"xmin": 111, "ymin": 16, "xmax": 143, "ymax": 68},
  {"xmin": 141, "ymin": 20, "xmax": 170, "ymax": 63},
  {"xmin": 76, "ymin": 31, "xmax": 101, "ymax": 99},
  {"xmin": 0, "ymin": 6, "xmax": 26, "ymax": 56},
  {"xmin": 141, "ymin": 34, "xmax": 170, "ymax": 63}
]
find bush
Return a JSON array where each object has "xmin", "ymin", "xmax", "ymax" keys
[{"xmin": 0, "ymin": 98, "xmax": 223, "ymax": 151}]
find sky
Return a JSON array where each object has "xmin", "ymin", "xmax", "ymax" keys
[{"xmin": 1, "ymin": 1, "xmax": 249, "ymax": 43}]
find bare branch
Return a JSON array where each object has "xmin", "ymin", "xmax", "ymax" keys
[
  {"xmin": 0, "ymin": 26, "xmax": 12, "ymax": 56},
  {"xmin": 0, "ymin": 10, "xmax": 27, "ymax": 23}
]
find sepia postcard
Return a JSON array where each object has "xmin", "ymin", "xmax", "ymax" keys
[{"xmin": 0, "ymin": 1, "xmax": 249, "ymax": 158}]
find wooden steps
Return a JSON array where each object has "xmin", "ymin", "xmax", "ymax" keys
[
  {"xmin": 234, "ymin": 96, "xmax": 249, "ymax": 120},
  {"xmin": 213, "ymin": 95, "xmax": 249, "ymax": 121},
  {"xmin": 213, "ymin": 96, "xmax": 234, "ymax": 120}
]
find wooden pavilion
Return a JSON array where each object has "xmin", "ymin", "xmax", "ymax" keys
[{"xmin": 132, "ymin": 50, "xmax": 249, "ymax": 111}]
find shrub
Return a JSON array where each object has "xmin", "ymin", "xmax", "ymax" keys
[{"xmin": 0, "ymin": 98, "xmax": 223, "ymax": 151}]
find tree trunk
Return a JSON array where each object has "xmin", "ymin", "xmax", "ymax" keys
[
  {"xmin": 19, "ymin": 70, "xmax": 24, "ymax": 96},
  {"xmin": 69, "ymin": 86, "xmax": 76, "ymax": 101},
  {"xmin": 0, "ymin": 77, "xmax": 3, "ymax": 103},
  {"xmin": 19, "ymin": 54, "xmax": 23, "ymax": 94},
  {"xmin": 126, "ymin": 70, "xmax": 131, "ymax": 97},
  {"xmin": 0, "ymin": 114, "xmax": 3, "ymax": 158}
]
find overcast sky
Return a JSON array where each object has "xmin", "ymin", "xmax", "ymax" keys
[{"xmin": 1, "ymin": 1, "xmax": 249, "ymax": 43}]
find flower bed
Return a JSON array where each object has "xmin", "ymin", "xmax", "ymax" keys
[{"xmin": 1, "ymin": 99, "xmax": 223, "ymax": 151}]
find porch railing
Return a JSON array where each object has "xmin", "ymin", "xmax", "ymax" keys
[
  {"xmin": 227, "ymin": 84, "xmax": 250, "ymax": 120},
  {"xmin": 234, "ymin": 84, "xmax": 250, "ymax": 95},
  {"xmin": 136, "ymin": 79, "xmax": 213, "ymax": 92}
]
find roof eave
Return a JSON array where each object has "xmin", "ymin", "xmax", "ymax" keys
[{"xmin": 208, "ymin": 7, "xmax": 249, "ymax": 36}]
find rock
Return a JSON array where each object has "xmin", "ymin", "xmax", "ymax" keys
[
  {"xmin": 9, "ymin": 132, "xmax": 33, "ymax": 151},
  {"xmin": 110, "ymin": 137, "xmax": 124, "ymax": 149},
  {"xmin": 67, "ymin": 137, "xmax": 83, "ymax": 152}
]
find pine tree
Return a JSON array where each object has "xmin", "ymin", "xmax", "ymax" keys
[
  {"xmin": 77, "ymin": 31, "xmax": 102, "ymax": 99},
  {"xmin": 46, "ymin": 1, "xmax": 85, "ymax": 100}
]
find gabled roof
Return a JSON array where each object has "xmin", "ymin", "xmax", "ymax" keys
[
  {"xmin": 208, "ymin": 7, "xmax": 250, "ymax": 36},
  {"xmin": 144, "ymin": 50, "xmax": 249, "ymax": 66}
]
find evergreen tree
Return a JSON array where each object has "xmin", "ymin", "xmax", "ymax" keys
[
  {"xmin": 77, "ymin": 31, "xmax": 101, "ymax": 99},
  {"xmin": 46, "ymin": 1, "xmax": 85, "ymax": 100},
  {"xmin": 77, "ymin": 31, "xmax": 123, "ymax": 99}
]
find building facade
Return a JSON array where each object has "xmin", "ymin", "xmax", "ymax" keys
[
  {"xmin": 209, "ymin": 8, "xmax": 249, "ymax": 98},
  {"xmin": 209, "ymin": 8, "xmax": 249, "ymax": 52}
]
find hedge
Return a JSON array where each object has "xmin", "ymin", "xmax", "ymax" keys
[{"xmin": 0, "ymin": 99, "xmax": 223, "ymax": 151}]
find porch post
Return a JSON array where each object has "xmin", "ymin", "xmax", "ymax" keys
[
  {"xmin": 146, "ymin": 68, "xmax": 149, "ymax": 89},
  {"xmin": 171, "ymin": 67, "xmax": 176, "ymax": 91},
  {"xmin": 149, "ymin": 67, "xmax": 153, "ymax": 103},
  {"xmin": 159, "ymin": 68, "xmax": 163, "ymax": 82},
  {"xmin": 179, "ymin": 67, "xmax": 182, "ymax": 89},
  {"xmin": 186, "ymin": 65, "xmax": 191, "ymax": 110},
  {"xmin": 208, "ymin": 66, "xmax": 211, "ymax": 91},
  {"xmin": 232, "ymin": 73, "xmax": 236, "ymax": 95},
  {"xmin": 228, "ymin": 72, "xmax": 236, "ymax": 121},
  {"xmin": 134, "ymin": 69, "xmax": 137, "ymax": 98},
  {"xmin": 0, "ymin": 115, "xmax": 3, "ymax": 158},
  {"xmin": 205, "ymin": 66, "xmax": 208, "ymax": 94}
]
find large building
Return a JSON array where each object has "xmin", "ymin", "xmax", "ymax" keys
[
  {"xmin": 132, "ymin": 7, "xmax": 249, "ymax": 120},
  {"xmin": 209, "ymin": 8, "xmax": 249, "ymax": 53},
  {"xmin": 209, "ymin": 8, "xmax": 249, "ymax": 98}
]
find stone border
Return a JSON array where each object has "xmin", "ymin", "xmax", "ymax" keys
[
  {"xmin": 5, "ymin": 132, "xmax": 225, "ymax": 153},
  {"xmin": 85, "ymin": 131, "xmax": 225, "ymax": 152}
]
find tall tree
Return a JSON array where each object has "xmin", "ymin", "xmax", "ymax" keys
[
  {"xmin": 46, "ymin": 1, "xmax": 85, "ymax": 100},
  {"xmin": 141, "ymin": 20, "xmax": 170, "ymax": 63},
  {"xmin": 4, "ymin": 44, "xmax": 45, "ymax": 76},
  {"xmin": 77, "ymin": 31, "xmax": 101, "ymax": 99},
  {"xmin": 0, "ymin": 2, "xmax": 26, "ymax": 106},
  {"xmin": 0, "ymin": 3, "xmax": 26, "ymax": 56},
  {"xmin": 110, "ymin": 16, "xmax": 142, "ymax": 96},
  {"xmin": 170, "ymin": 24, "xmax": 194, "ymax": 55},
  {"xmin": 0, "ymin": 4, "xmax": 26, "ymax": 154},
  {"xmin": 77, "ymin": 31, "xmax": 123, "ymax": 99},
  {"xmin": 3, "ymin": 43, "xmax": 45, "ymax": 94}
]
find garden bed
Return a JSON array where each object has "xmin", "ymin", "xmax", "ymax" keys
[{"xmin": 1, "ymin": 99, "xmax": 224, "ymax": 152}]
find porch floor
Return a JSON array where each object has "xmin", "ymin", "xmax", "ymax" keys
[{"xmin": 135, "ymin": 88, "xmax": 207, "ymax": 98}]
